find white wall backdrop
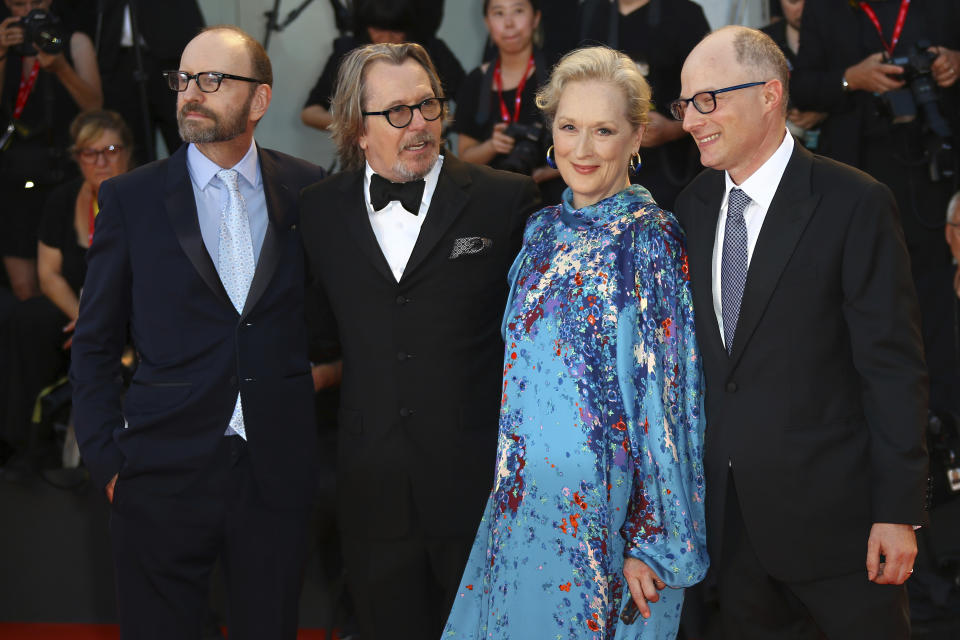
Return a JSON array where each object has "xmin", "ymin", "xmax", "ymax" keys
[{"xmin": 193, "ymin": 0, "xmax": 769, "ymax": 168}]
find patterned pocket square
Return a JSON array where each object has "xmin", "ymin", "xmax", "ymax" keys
[{"xmin": 449, "ymin": 236, "xmax": 493, "ymax": 259}]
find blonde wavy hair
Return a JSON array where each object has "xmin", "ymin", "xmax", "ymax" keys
[{"xmin": 536, "ymin": 46, "xmax": 652, "ymax": 131}]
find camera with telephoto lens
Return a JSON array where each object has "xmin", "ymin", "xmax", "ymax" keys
[
  {"xmin": 500, "ymin": 121, "xmax": 546, "ymax": 175},
  {"xmin": 880, "ymin": 39, "xmax": 955, "ymax": 182},
  {"xmin": 13, "ymin": 9, "xmax": 65, "ymax": 57}
]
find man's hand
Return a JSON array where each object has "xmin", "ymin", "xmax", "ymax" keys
[
  {"xmin": 35, "ymin": 47, "xmax": 66, "ymax": 72},
  {"xmin": 639, "ymin": 111, "xmax": 685, "ymax": 148},
  {"xmin": 929, "ymin": 46, "xmax": 960, "ymax": 88},
  {"xmin": 311, "ymin": 360, "xmax": 342, "ymax": 391},
  {"xmin": 61, "ymin": 317, "xmax": 76, "ymax": 350},
  {"xmin": 623, "ymin": 557, "xmax": 667, "ymax": 620},
  {"xmin": 788, "ymin": 108, "xmax": 828, "ymax": 130},
  {"xmin": 105, "ymin": 473, "xmax": 118, "ymax": 504},
  {"xmin": 866, "ymin": 522, "xmax": 917, "ymax": 584},
  {"xmin": 844, "ymin": 52, "xmax": 905, "ymax": 94}
]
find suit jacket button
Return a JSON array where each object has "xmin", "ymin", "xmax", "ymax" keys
[
  {"xmin": 399, "ymin": 407, "xmax": 413, "ymax": 418},
  {"xmin": 397, "ymin": 351, "xmax": 412, "ymax": 361},
  {"xmin": 396, "ymin": 295, "xmax": 409, "ymax": 305},
  {"xmin": 726, "ymin": 381, "xmax": 738, "ymax": 393}
]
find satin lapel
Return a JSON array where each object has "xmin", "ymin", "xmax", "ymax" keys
[
  {"xmin": 163, "ymin": 146, "xmax": 233, "ymax": 310},
  {"xmin": 339, "ymin": 171, "xmax": 396, "ymax": 283},
  {"xmin": 401, "ymin": 157, "xmax": 469, "ymax": 281},
  {"xmin": 728, "ymin": 145, "xmax": 821, "ymax": 366},
  {"xmin": 241, "ymin": 149, "xmax": 285, "ymax": 320},
  {"xmin": 684, "ymin": 172, "xmax": 727, "ymax": 362}
]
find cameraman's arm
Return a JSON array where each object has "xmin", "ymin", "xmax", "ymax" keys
[
  {"xmin": 301, "ymin": 104, "xmax": 333, "ymax": 131},
  {"xmin": 459, "ymin": 123, "xmax": 514, "ymax": 165},
  {"xmin": 36, "ymin": 31, "xmax": 102, "ymax": 110}
]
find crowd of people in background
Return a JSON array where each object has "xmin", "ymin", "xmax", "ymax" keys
[{"xmin": 1, "ymin": 0, "xmax": 960, "ymax": 638}]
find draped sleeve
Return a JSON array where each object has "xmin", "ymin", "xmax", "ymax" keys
[{"xmin": 615, "ymin": 207, "xmax": 709, "ymax": 588}]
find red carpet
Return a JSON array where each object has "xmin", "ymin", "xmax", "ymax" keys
[{"xmin": 0, "ymin": 625, "xmax": 339, "ymax": 639}]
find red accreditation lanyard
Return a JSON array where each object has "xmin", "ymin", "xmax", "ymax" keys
[
  {"xmin": 88, "ymin": 197, "xmax": 98, "ymax": 246},
  {"xmin": 857, "ymin": 0, "xmax": 911, "ymax": 58},
  {"xmin": 493, "ymin": 55, "xmax": 535, "ymax": 123},
  {"xmin": 13, "ymin": 60, "xmax": 41, "ymax": 120}
]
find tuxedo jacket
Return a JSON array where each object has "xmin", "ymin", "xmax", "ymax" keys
[
  {"xmin": 299, "ymin": 155, "xmax": 540, "ymax": 539},
  {"xmin": 675, "ymin": 143, "xmax": 928, "ymax": 582},
  {"xmin": 70, "ymin": 144, "xmax": 325, "ymax": 508}
]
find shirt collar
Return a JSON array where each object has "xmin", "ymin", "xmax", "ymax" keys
[
  {"xmin": 187, "ymin": 138, "xmax": 261, "ymax": 191},
  {"xmin": 723, "ymin": 129, "xmax": 794, "ymax": 211}
]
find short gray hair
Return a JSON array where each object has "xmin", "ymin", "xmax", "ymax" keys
[
  {"xmin": 536, "ymin": 46, "xmax": 651, "ymax": 131},
  {"xmin": 728, "ymin": 26, "xmax": 790, "ymax": 115},
  {"xmin": 329, "ymin": 42, "xmax": 446, "ymax": 171}
]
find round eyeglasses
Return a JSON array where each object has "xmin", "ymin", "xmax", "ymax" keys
[
  {"xmin": 72, "ymin": 144, "xmax": 126, "ymax": 164},
  {"xmin": 362, "ymin": 97, "xmax": 448, "ymax": 128},
  {"xmin": 163, "ymin": 70, "xmax": 264, "ymax": 93},
  {"xmin": 669, "ymin": 81, "xmax": 769, "ymax": 121}
]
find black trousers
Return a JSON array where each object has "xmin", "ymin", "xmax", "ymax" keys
[
  {"xmin": 341, "ymin": 508, "xmax": 474, "ymax": 640},
  {"xmin": 109, "ymin": 436, "xmax": 310, "ymax": 640},
  {"xmin": 717, "ymin": 473, "xmax": 911, "ymax": 640}
]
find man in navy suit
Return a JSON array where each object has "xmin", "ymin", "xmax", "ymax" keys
[{"xmin": 70, "ymin": 26, "xmax": 324, "ymax": 639}]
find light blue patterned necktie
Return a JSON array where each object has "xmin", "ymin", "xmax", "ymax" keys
[
  {"xmin": 721, "ymin": 188, "xmax": 751, "ymax": 355},
  {"xmin": 217, "ymin": 168, "xmax": 254, "ymax": 439}
]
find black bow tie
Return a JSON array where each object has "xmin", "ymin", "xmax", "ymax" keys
[{"xmin": 369, "ymin": 173, "xmax": 425, "ymax": 215}]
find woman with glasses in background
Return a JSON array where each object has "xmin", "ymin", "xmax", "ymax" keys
[{"xmin": 1, "ymin": 110, "xmax": 131, "ymax": 466}]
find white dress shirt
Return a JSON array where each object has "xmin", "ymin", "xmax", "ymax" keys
[
  {"xmin": 712, "ymin": 131, "xmax": 794, "ymax": 347},
  {"xmin": 364, "ymin": 156, "xmax": 444, "ymax": 282}
]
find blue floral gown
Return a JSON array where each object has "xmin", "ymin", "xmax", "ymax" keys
[{"xmin": 443, "ymin": 185, "xmax": 709, "ymax": 639}]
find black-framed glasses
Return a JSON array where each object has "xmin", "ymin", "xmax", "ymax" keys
[
  {"xmin": 72, "ymin": 144, "xmax": 126, "ymax": 163},
  {"xmin": 669, "ymin": 81, "xmax": 769, "ymax": 120},
  {"xmin": 163, "ymin": 70, "xmax": 264, "ymax": 93},
  {"xmin": 362, "ymin": 97, "xmax": 448, "ymax": 128}
]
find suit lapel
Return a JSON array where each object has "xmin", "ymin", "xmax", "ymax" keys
[
  {"xmin": 241, "ymin": 148, "xmax": 284, "ymax": 320},
  {"xmin": 338, "ymin": 171, "xmax": 396, "ymax": 283},
  {"xmin": 401, "ymin": 156, "xmax": 470, "ymax": 281},
  {"xmin": 728, "ymin": 145, "xmax": 821, "ymax": 365},
  {"xmin": 684, "ymin": 171, "xmax": 727, "ymax": 362},
  {"xmin": 164, "ymin": 146, "xmax": 234, "ymax": 310}
]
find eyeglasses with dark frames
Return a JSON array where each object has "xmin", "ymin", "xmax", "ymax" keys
[
  {"xmin": 163, "ymin": 70, "xmax": 264, "ymax": 93},
  {"xmin": 72, "ymin": 144, "xmax": 126, "ymax": 163},
  {"xmin": 669, "ymin": 81, "xmax": 769, "ymax": 121},
  {"xmin": 362, "ymin": 97, "xmax": 448, "ymax": 129}
]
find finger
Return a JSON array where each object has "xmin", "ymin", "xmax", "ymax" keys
[
  {"xmin": 866, "ymin": 539, "xmax": 881, "ymax": 581},
  {"xmin": 878, "ymin": 64, "xmax": 905, "ymax": 75},
  {"xmin": 626, "ymin": 577, "xmax": 651, "ymax": 620},
  {"xmin": 639, "ymin": 573, "xmax": 661, "ymax": 604}
]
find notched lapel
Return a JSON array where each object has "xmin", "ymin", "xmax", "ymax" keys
[
  {"xmin": 242, "ymin": 150, "xmax": 284, "ymax": 320},
  {"xmin": 683, "ymin": 174, "xmax": 726, "ymax": 361},
  {"xmin": 339, "ymin": 173, "xmax": 395, "ymax": 283},
  {"xmin": 402, "ymin": 159, "xmax": 470, "ymax": 281},
  {"xmin": 729, "ymin": 147, "xmax": 820, "ymax": 365},
  {"xmin": 164, "ymin": 149, "xmax": 233, "ymax": 310}
]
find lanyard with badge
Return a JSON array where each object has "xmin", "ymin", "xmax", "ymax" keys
[
  {"xmin": 493, "ymin": 55, "xmax": 535, "ymax": 123},
  {"xmin": 855, "ymin": 0, "xmax": 911, "ymax": 58},
  {"xmin": 0, "ymin": 60, "xmax": 41, "ymax": 151}
]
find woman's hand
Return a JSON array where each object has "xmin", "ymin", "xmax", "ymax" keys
[
  {"xmin": 623, "ymin": 557, "xmax": 667, "ymax": 620},
  {"xmin": 62, "ymin": 317, "xmax": 77, "ymax": 350},
  {"xmin": 0, "ymin": 16, "xmax": 24, "ymax": 57},
  {"xmin": 930, "ymin": 46, "xmax": 960, "ymax": 88},
  {"xmin": 489, "ymin": 122, "xmax": 516, "ymax": 156}
]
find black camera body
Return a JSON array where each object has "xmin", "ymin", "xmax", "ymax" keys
[
  {"xmin": 13, "ymin": 9, "xmax": 65, "ymax": 57},
  {"xmin": 501, "ymin": 121, "xmax": 546, "ymax": 175}
]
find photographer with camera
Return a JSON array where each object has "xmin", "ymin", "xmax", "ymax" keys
[
  {"xmin": 792, "ymin": 0, "xmax": 960, "ymax": 286},
  {"xmin": 0, "ymin": 0, "xmax": 101, "ymax": 301},
  {"xmin": 453, "ymin": 0, "xmax": 562, "ymax": 203}
]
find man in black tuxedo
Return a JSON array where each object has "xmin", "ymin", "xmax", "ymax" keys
[
  {"xmin": 673, "ymin": 26, "xmax": 928, "ymax": 639},
  {"xmin": 71, "ymin": 26, "xmax": 324, "ymax": 639},
  {"xmin": 299, "ymin": 42, "xmax": 540, "ymax": 640}
]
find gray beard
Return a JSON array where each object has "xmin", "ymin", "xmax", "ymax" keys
[{"xmin": 177, "ymin": 95, "xmax": 252, "ymax": 144}]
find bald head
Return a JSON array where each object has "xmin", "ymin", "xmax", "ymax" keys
[{"xmin": 695, "ymin": 26, "xmax": 790, "ymax": 115}]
